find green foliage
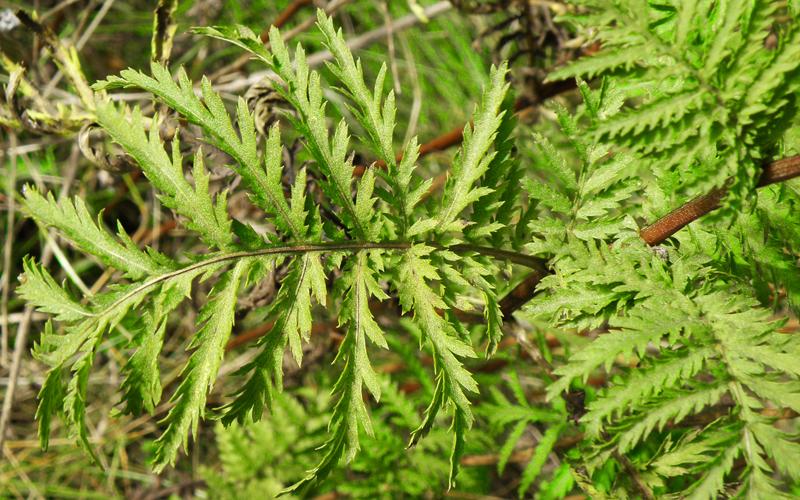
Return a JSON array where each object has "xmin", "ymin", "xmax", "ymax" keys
[
  {"xmin": 429, "ymin": 62, "xmax": 510, "ymax": 235},
  {"xmin": 549, "ymin": 0, "xmax": 800, "ymax": 211},
  {"xmin": 522, "ymin": 1, "xmax": 800, "ymax": 497},
  {"xmin": 201, "ymin": 390, "xmax": 330, "ymax": 499},
  {"xmin": 528, "ymin": 93, "xmax": 800, "ymax": 500},
  {"xmin": 480, "ymin": 373, "xmax": 570, "ymax": 498},
  {"xmin": 95, "ymin": 101, "xmax": 235, "ymax": 250},
  {"xmin": 21, "ymin": 10, "xmax": 523, "ymax": 493},
  {"xmin": 152, "ymin": 261, "xmax": 248, "ymax": 471},
  {"xmin": 203, "ymin": 377, "xmax": 491, "ymax": 499},
  {"xmin": 14, "ymin": 2, "xmax": 800, "ymax": 498}
]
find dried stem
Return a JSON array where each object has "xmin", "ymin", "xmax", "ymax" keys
[
  {"xmin": 1, "ymin": 132, "xmax": 17, "ymax": 367},
  {"xmin": 0, "ymin": 145, "xmax": 81, "ymax": 451}
]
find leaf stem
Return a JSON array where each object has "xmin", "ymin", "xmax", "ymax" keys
[
  {"xmin": 94, "ymin": 240, "xmax": 544, "ymax": 318},
  {"xmin": 446, "ymin": 243, "xmax": 547, "ymax": 272}
]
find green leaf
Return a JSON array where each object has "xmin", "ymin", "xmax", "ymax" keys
[
  {"xmin": 498, "ymin": 420, "xmax": 528, "ymax": 474},
  {"xmin": 96, "ymin": 64, "xmax": 307, "ymax": 240},
  {"xmin": 63, "ymin": 348, "xmax": 99, "ymax": 462},
  {"xmin": 266, "ymin": 27, "xmax": 367, "ymax": 239},
  {"xmin": 449, "ymin": 408, "xmax": 469, "ymax": 489},
  {"xmin": 583, "ymin": 346, "xmax": 715, "ymax": 437},
  {"xmin": 152, "ymin": 260, "xmax": 248, "ymax": 471},
  {"xmin": 317, "ymin": 12, "xmax": 397, "ymax": 169},
  {"xmin": 518, "ymin": 424, "xmax": 564, "ymax": 498},
  {"xmin": 579, "ymin": 154, "xmax": 634, "ymax": 197},
  {"xmin": 524, "ymin": 178, "xmax": 571, "ymax": 214},
  {"xmin": 685, "ymin": 442, "xmax": 741, "ymax": 500},
  {"xmin": 616, "ymin": 384, "xmax": 727, "ymax": 453},
  {"xmin": 220, "ymin": 253, "xmax": 326, "ymax": 425},
  {"xmin": 547, "ymin": 46, "xmax": 645, "ymax": 81},
  {"xmin": 435, "ymin": 63, "xmax": 509, "ymax": 234},
  {"xmin": 594, "ymin": 90, "xmax": 705, "ymax": 142},
  {"xmin": 23, "ymin": 189, "xmax": 170, "ymax": 279},
  {"xmin": 95, "ymin": 101, "xmax": 235, "ymax": 250},
  {"xmin": 35, "ymin": 339, "xmax": 64, "ymax": 451},
  {"xmin": 190, "ymin": 24, "xmax": 272, "ymax": 65},
  {"xmin": 750, "ymin": 422, "xmax": 800, "ymax": 482},
  {"xmin": 547, "ymin": 326, "xmax": 667, "ymax": 398},
  {"xmin": 18, "ymin": 258, "xmax": 89, "ymax": 322},
  {"xmin": 286, "ymin": 252, "xmax": 388, "ymax": 491},
  {"xmin": 120, "ymin": 278, "xmax": 192, "ymax": 415},
  {"xmin": 467, "ymin": 93, "xmax": 523, "ymax": 245},
  {"xmin": 397, "ymin": 246, "xmax": 478, "ymax": 444},
  {"xmin": 532, "ymin": 132, "xmax": 577, "ymax": 191}
]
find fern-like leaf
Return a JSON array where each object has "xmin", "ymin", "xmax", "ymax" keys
[{"xmin": 152, "ymin": 260, "xmax": 248, "ymax": 471}]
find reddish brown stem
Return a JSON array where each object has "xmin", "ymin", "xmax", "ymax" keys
[
  {"xmin": 640, "ymin": 155, "xmax": 800, "ymax": 246},
  {"xmin": 352, "ymin": 124, "xmax": 466, "ymax": 177},
  {"xmin": 499, "ymin": 273, "xmax": 545, "ymax": 317},
  {"xmin": 263, "ymin": 0, "xmax": 314, "ymax": 40},
  {"xmin": 501, "ymin": 154, "xmax": 800, "ymax": 317},
  {"xmin": 225, "ymin": 321, "xmax": 274, "ymax": 351},
  {"xmin": 352, "ymin": 80, "xmax": 576, "ymax": 178},
  {"xmin": 639, "ymin": 187, "xmax": 727, "ymax": 246},
  {"xmin": 225, "ymin": 320, "xmax": 339, "ymax": 351},
  {"xmin": 757, "ymin": 154, "xmax": 800, "ymax": 186}
]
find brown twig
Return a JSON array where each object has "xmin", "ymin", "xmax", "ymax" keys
[
  {"xmin": 614, "ymin": 450, "xmax": 655, "ymax": 500},
  {"xmin": 210, "ymin": 0, "xmax": 350, "ymax": 81},
  {"xmin": 460, "ymin": 433, "xmax": 584, "ymax": 467},
  {"xmin": 352, "ymin": 80, "xmax": 577, "ymax": 179},
  {"xmin": 225, "ymin": 320, "xmax": 276, "ymax": 351},
  {"xmin": 1, "ymin": 132, "xmax": 18, "ymax": 367},
  {"xmin": 500, "ymin": 154, "xmax": 800, "ymax": 318},
  {"xmin": 499, "ymin": 273, "xmax": 544, "ymax": 317},
  {"xmin": 640, "ymin": 155, "xmax": 800, "ymax": 246},
  {"xmin": 268, "ymin": 0, "xmax": 315, "ymax": 37}
]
